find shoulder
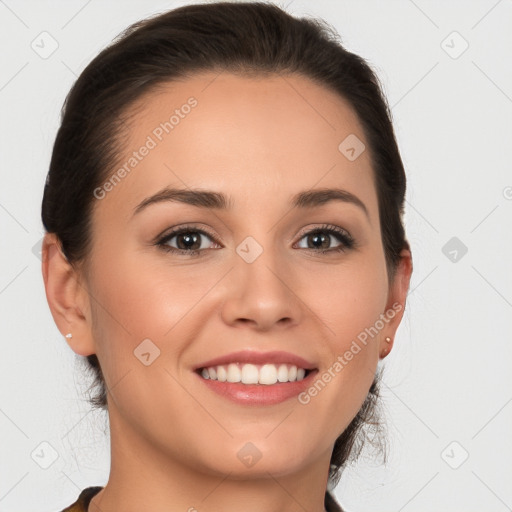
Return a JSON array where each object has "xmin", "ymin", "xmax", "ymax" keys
[{"xmin": 59, "ymin": 486, "xmax": 104, "ymax": 512}]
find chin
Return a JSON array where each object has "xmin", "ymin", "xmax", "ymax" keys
[{"xmin": 194, "ymin": 436, "xmax": 319, "ymax": 480}]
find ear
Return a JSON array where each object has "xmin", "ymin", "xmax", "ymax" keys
[
  {"xmin": 41, "ymin": 233, "xmax": 96, "ymax": 356},
  {"xmin": 379, "ymin": 247, "xmax": 413, "ymax": 358}
]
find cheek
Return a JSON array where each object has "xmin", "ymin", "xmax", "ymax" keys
[
  {"xmin": 89, "ymin": 247, "xmax": 205, "ymax": 333},
  {"xmin": 298, "ymin": 253, "xmax": 388, "ymax": 351},
  {"xmin": 86, "ymin": 251, "xmax": 208, "ymax": 426},
  {"xmin": 86, "ymin": 248, "xmax": 226, "ymax": 375},
  {"xmin": 293, "ymin": 252, "xmax": 387, "ymax": 427}
]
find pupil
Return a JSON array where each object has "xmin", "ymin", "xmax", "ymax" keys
[
  {"xmin": 178, "ymin": 232, "xmax": 199, "ymax": 250},
  {"xmin": 311, "ymin": 232, "xmax": 328, "ymax": 249}
]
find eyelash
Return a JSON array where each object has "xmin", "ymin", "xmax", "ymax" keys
[{"xmin": 155, "ymin": 223, "xmax": 355, "ymax": 257}]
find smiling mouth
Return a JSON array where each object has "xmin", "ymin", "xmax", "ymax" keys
[{"xmin": 196, "ymin": 362, "xmax": 314, "ymax": 385}]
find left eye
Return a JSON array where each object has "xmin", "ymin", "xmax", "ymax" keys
[{"xmin": 295, "ymin": 226, "xmax": 354, "ymax": 253}]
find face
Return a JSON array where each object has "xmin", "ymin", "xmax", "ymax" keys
[{"xmin": 50, "ymin": 72, "xmax": 410, "ymax": 479}]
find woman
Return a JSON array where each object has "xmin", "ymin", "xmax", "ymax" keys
[{"xmin": 41, "ymin": 2, "xmax": 413, "ymax": 511}]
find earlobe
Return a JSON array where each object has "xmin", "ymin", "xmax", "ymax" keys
[
  {"xmin": 379, "ymin": 336, "xmax": 393, "ymax": 358},
  {"xmin": 41, "ymin": 233, "xmax": 96, "ymax": 356}
]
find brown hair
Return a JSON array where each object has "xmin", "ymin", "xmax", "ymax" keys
[{"xmin": 42, "ymin": 1, "xmax": 409, "ymax": 493}]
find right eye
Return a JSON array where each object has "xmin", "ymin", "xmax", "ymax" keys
[{"xmin": 156, "ymin": 226, "xmax": 221, "ymax": 256}]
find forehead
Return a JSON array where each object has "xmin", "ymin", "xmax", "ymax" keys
[{"xmin": 96, "ymin": 71, "xmax": 377, "ymax": 221}]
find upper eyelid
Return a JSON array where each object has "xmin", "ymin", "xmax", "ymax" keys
[
  {"xmin": 159, "ymin": 225, "xmax": 218, "ymax": 242},
  {"xmin": 295, "ymin": 224, "xmax": 351, "ymax": 239}
]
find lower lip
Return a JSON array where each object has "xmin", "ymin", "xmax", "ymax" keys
[{"xmin": 195, "ymin": 370, "xmax": 318, "ymax": 405}]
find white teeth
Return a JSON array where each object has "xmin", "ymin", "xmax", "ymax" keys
[
  {"xmin": 259, "ymin": 364, "xmax": 277, "ymax": 385},
  {"xmin": 227, "ymin": 363, "xmax": 241, "ymax": 383},
  {"xmin": 216, "ymin": 365, "xmax": 227, "ymax": 382},
  {"xmin": 277, "ymin": 364, "xmax": 288, "ymax": 382},
  {"xmin": 241, "ymin": 364, "xmax": 259, "ymax": 384},
  {"xmin": 199, "ymin": 363, "xmax": 309, "ymax": 384}
]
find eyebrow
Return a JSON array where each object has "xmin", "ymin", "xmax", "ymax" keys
[{"xmin": 132, "ymin": 186, "xmax": 369, "ymax": 219}]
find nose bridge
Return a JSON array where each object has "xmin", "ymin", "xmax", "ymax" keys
[{"xmin": 220, "ymin": 233, "xmax": 301, "ymax": 329}]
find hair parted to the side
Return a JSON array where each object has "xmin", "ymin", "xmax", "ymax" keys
[{"xmin": 42, "ymin": 1, "xmax": 409, "ymax": 491}]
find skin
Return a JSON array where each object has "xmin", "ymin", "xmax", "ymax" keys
[{"xmin": 42, "ymin": 72, "xmax": 412, "ymax": 512}]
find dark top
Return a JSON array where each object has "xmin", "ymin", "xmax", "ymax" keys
[
  {"xmin": 60, "ymin": 487, "xmax": 103, "ymax": 511},
  {"xmin": 60, "ymin": 486, "xmax": 344, "ymax": 511}
]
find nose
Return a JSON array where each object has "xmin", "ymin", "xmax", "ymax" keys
[{"xmin": 220, "ymin": 243, "xmax": 303, "ymax": 332}]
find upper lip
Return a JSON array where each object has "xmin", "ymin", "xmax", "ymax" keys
[{"xmin": 195, "ymin": 350, "xmax": 317, "ymax": 371}]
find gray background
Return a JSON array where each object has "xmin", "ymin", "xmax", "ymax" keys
[{"xmin": 1, "ymin": 0, "xmax": 511, "ymax": 510}]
